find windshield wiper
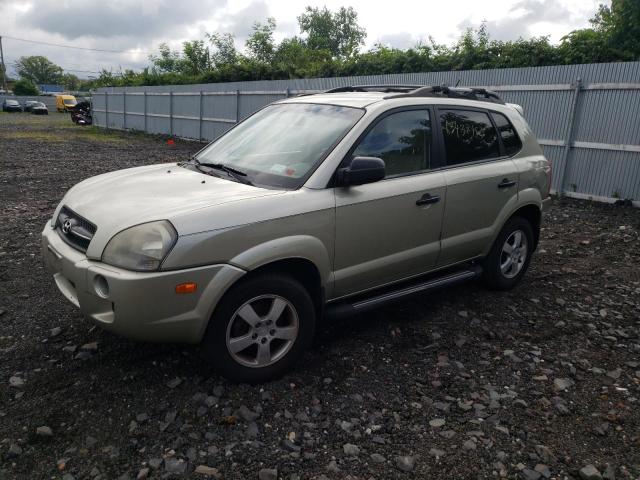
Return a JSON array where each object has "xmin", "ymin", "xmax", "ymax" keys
[{"xmin": 193, "ymin": 158, "xmax": 253, "ymax": 185}]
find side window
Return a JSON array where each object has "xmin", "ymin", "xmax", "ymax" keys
[
  {"xmin": 353, "ymin": 110, "xmax": 431, "ymax": 177},
  {"xmin": 492, "ymin": 112, "xmax": 522, "ymax": 156},
  {"xmin": 439, "ymin": 109, "xmax": 500, "ymax": 166}
]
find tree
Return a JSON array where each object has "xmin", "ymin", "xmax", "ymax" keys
[
  {"xmin": 207, "ymin": 33, "xmax": 238, "ymax": 66},
  {"xmin": 246, "ymin": 17, "xmax": 277, "ymax": 63},
  {"xmin": 14, "ymin": 56, "xmax": 64, "ymax": 84},
  {"xmin": 297, "ymin": 6, "xmax": 366, "ymax": 58},
  {"xmin": 13, "ymin": 79, "xmax": 38, "ymax": 95},
  {"xmin": 591, "ymin": 0, "xmax": 640, "ymax": 60},
  {"xmin": 181, "ymin": 40, "xmax": 212, "ymax": 75},
  {"xmin": 62, "ymin": 73, "xmax": 81, "ymax": 91},
  {"xmin": 149, "ymin": 43, "xmax": 181, "ymax": 73}
]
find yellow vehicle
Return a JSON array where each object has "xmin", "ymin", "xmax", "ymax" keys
[{"xmin": 56, "ymin": 95, "xmax": 77, "ymax": 112}]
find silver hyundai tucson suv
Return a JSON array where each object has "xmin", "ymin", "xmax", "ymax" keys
[{"xmin": 42, "ymin": 85, "xmax": 552, "ymax": 382}]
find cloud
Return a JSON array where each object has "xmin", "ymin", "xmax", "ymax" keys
[
  {"xmin": 375, "ymin": 33, "xmax": 418, "ymax": 50},
  {"xmin": 457, "ymin": 0, "xmax": 592, "ymax": 41},
  {"xmin": 18, "ymin": 0, "xmax": 228, "ymax": 41}
]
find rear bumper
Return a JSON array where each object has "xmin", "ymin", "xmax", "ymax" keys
[{"xmin": 41, "ymin": 223, "xmax": 246, "ymax": 343}]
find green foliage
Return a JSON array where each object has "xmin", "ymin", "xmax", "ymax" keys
[
  {"xmin": 14, "ymin": 56, "xmax": 64, "ymax": 84},
  {"xmin": 86, "ymin": 3, "xmax": 640, "ymax": 90},
  {"xmin": 298, "ymin": 6, "xmax": 366, "ymax": 58},
  {"xmin": 13, "ymin": 78, "xmax": 39, "ymax": 95}
]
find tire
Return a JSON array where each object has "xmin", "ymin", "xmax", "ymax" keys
[
  {"xmin": 481, "ymin": 216, "xmax": 535, "ymax": 290},
  {"xmin": 202, "ymin": 274, "xmax": 316, "ymax": 383}
]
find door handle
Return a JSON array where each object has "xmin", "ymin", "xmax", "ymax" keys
[
  {"xmin": 416, "ymin": 193, "xmax": 440, "ymax": 206},
  {"xmin": 498, "ymin": 178, "xmax": 516, "ymax": 189}
]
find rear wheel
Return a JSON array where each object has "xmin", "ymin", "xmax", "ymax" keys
[
  {"xmin": 481, "ymin": 216, "xmax": 534, "ymax": 290},
  {"xmin": 202, "ymin": 274, "xmax": 316, "ymax": 383}
]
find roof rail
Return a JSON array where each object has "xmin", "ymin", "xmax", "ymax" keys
[
  {"xmin": 384, "ymin": 85, "xmax": 505, "ymax": 104},
  {"xmin": 324, "ymin": 85, "xmax": 425, "ymax": 93}
]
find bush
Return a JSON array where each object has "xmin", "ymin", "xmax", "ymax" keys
[{"xmin": 13, "ymin": 79, "xmax": 39, "ymax": 96}]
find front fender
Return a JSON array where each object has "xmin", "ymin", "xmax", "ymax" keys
[{"xmin": 230, "ymin": 235, "xmax": 333, "ymax": 289}]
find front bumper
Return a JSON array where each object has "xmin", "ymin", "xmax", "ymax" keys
[{"xmin": 41, "ymin": 223, "xmax": 246, "ymax": 343}]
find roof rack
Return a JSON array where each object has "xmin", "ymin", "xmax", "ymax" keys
[
  {"xmin": 324, "ymin": 85, "xmax": 425, "ymax": 94},
  {"xmin": 323, "ymin": 84, "xmax": 505, "ymax": 105}
]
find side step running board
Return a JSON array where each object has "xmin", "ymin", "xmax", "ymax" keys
[{"xmin": 325, "ymin": 265, "xmax": 482, "ymax": 319}]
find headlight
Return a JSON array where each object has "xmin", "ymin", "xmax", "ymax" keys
[{"xmin": 102, "ymin": 220, "xmax": 177, "ymax": 271}]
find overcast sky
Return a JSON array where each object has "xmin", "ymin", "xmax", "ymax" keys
[{"xmin": 0, "ymin": 0, "xmax": 605, "ymax": 78}]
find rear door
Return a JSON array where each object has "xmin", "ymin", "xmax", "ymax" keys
[
  {"xmin": 333, "ymin": 107, "xmax": 446, "ymax": 297},
  {"xmin": 436, "ymin": 107, "xmax": 520, "ymax": 266}
]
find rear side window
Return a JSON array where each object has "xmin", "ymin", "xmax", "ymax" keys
[
  {"xmin": 439, "ymin": 109, "xmax": 499, "ymax": 166},
  {"xmin": 353, "ymin": 109, "xmax": 431, "ymax": 177},
  {"xmin": 492, "ymin": 112, "xmax": 522, "ymax": 156}
]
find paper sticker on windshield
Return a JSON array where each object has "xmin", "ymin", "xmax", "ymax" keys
[{"xmin": 270, "ymin": 164, "xmax": 287, "ymax": 174}]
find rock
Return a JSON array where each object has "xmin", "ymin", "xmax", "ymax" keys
[
  {"xmin": 136, "ymin": 413, "xmax": 149, "ymax": 423},
  {"xmin": 370, "ymin": 453, "xmax": 385, "ymax": 463},
  {"xmin": 602, "ymin": 464, "xmax": 615, "ymax": 480},
  {"xmin": 535, "ymin": 464, "xmax": 551, "ymax": 478},
  {"xmin": 164, "ymin": 458, "xmax": 187, "ymax": 474},
  {"xmin": 326, "ymin": 460, "xmax": 340, "ymax": 472},
  {"xmin": 136, "ymin": 468, "xmax": 149, "ymax": 480},
  {"xmin": 36, "ymin": 426, "xmax": 53, "ymax": 437},
  {"xmin": 50, "ymin": 327, "xmax": 62, "ymax": 337},
  {"xmin": 238, "ymin": 405, "xmax": 259, "ymax": 422},
  {"xmin": 462, "ymin": 439, "xmax": 476, "ymax": 451},
  {"xmin": 7, "ymin": 443, "xmax": 22, "ymax": 458},
  {"xmin": 521, "ymin": 468, "xmax": 541, "ymax": 480},
  {"xmin": 194, "ymin": 465, "xmax": 220, "ymax": 477},
  {"xmin": 343, "ymin": 443, "xmax": 360, "ymax": 456},
  {"xmin": 553, "ymin": 378, "xmax": 574, "ymax": 391},
  {"xmin": 75, "ymin": 351, "xmax": 92, "ymax": 361},
  {"xmin": 429, "ymin": 448, "xmax": 445, "ymax": 458},
  {"xmin": 258, "ymin": 468, "xmax": 278, "ymax": 480},
  {"xmin": 148, "ymin": 458, "xmax": 163, "ymax": 469},
  {"xmin": 579, "ymin": 465, "xmax": 602, "ymax": 480},
  {"xmin": 606, "ymin": 368, "xmax": 622, "ymax": 380},
  {"xmin": 9, "ymin": 376, "xmax": 24, "ymax": 388},
  {"xmin": 396, "ymin": 456, "xmax": 416, "ymax": 472},
  {"xmin": 429, "ymin": 418, "xmax": 446, "ymax": 428},
  {"xmin": 166, "ymin": 377, "xmax": 183, "ymax": 389},
  {"xmin": 81, "ymin": 342, "xmax": 98, "ymax": 351},
  {"xmin": 535, "ymin": 445, "xmax": 555, "ymax": 463}
]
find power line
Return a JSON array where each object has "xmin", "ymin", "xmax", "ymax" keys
[{"xmin": 1, "ymin": 34, "xmax": 152, "ymax": 54}]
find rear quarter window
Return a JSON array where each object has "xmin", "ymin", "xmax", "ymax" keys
[{"xmin": 491, "ymin": 112, "xmax": 523, "ymax": 156}]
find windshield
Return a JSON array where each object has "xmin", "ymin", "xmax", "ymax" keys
[
  {"xmin": 7, "ymin": 100, "xmax": 19, "ymax": 105},
  {"xmin": 194, "ymin": 103, "xmax": 364, "ymax": 189},
  {"xmin": 64, "ymin": 99, "xmax": 77, "ymax": 105}
]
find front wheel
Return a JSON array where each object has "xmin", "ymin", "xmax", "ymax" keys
[
  {"xmin": 202, "ymin": 274, "xmax": 316, "ymax": 383},
  {"xmin": 481, "ymin": 216, "xmax": 534, "ymax": 290}
]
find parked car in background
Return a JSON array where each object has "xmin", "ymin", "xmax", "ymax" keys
[
  {"xmin": 42, "ymin": 85, "xmax": 551, "ymax": 382},
  {"xmin": 23, "ymin": 100, "xmax": 39, "ymax": 112},
  {"xmin": 56, "ymin": 94, "xmax": 77, "ymax": 112},
  {"xmin": 31, "ymin": 102, "xmax": 48, "ymax": 115},
  {"xmin": 2, "ymin": 99, "xmax": 22, "ymax": 112}
]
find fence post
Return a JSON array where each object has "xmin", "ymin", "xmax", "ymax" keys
[
  {"xmin": 235, "ymin": 89, "xmax": 240, "ymax": 123},
  {"xmin": 169, "ymin": 91, "xmax": 173, "ymax": 136},
  {"xmin": 143, "ymin": 91, "xmax": 147, "ymax": 133},
  {"xmin": 557, "ymin": 78, "xmax": 583, "ymax": 197},
  {"xmin": 123, "ymin": 88, "xmax": 127, "ymax": 130},
  {"xmin": 199, "ymin": 90, "xmax": 203, "ymax": 141},
  {"xmin": 285, "ymin": 87, "xmax": 290, "ymax": 98},
  {"xmin": 105, "ymin": 91, "xmax": 109, "ymax": 130}
]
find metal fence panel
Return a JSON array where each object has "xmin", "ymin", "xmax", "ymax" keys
[{"xmin": 92, "ymin": 61, "xmax": 640, "ymax": 204}]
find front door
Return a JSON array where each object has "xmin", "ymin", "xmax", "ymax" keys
[{"xmin": 333, "ymin": 108, "xmax": 446, "ymax": 298}]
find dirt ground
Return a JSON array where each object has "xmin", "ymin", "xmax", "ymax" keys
[{"xmin": 0, "ymin": 112, "xmax": 639, "ymax": 480}]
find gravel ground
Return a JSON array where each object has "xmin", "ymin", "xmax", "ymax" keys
[{"xmin": 1, "ymin": 113, "xmax": 639, "ymax": 480}]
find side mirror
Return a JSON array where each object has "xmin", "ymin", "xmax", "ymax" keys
[{"xmin": 337, "ymin": 156, "xmax": 386, "ymax": 187}]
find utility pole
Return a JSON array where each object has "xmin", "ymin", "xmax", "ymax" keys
[{"xmin": 0, "ymin": 36, "xmax": 7, "ymax": 92}]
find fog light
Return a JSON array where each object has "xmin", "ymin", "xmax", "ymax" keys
[
  {"xmin": 175, "ymin": 282, "xmax": 197, "ymax": 294},
  {"xmin": 94, "ymin": 275, "xmax": 110, "ymax": 298}
]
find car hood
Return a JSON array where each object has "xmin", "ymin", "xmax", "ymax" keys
[{"xmin": 55, "ymin": 163, "xmax": 285, "ymax": 258}]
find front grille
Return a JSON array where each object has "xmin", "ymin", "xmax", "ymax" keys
[{"xmin": 56, "ymin": 206, "xmax": 97, "ymax": 252}]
